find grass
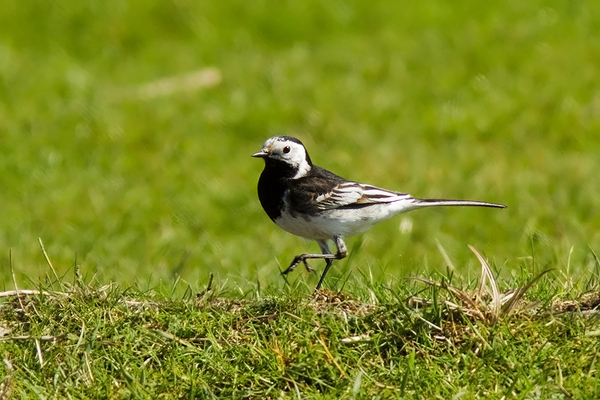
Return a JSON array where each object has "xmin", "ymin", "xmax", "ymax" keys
[
  {"xmin": 1, "ymin": 0, "xmax": 600, "ymax": 398},
  {"xmin": 1, "ymin": 255, "xmax": 599, "ymax": 399}
]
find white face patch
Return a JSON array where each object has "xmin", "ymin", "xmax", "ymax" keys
[{"xmin": 261, "ymin": 137, "xmax": 311, "ymax": 179}]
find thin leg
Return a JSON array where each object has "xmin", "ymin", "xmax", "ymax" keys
[
  {"xmin": 282, "ymin": 254, "xmax": 336, "ymax": 275},
  {"xmin": 315, "ymin": 237, "xmax": 347, "ymax": 291},
  {"xmin": 281, "ymin": 236, "xmax": 348, "ymax": 289},
  {"xmin": 281, "ymin": 240, "xmax": 334, "ymax": 275},
  {"xmin": 299, "ymin": 240, "xmax": 332, "ymax": 273},
  {"xmin": 314, "ymin": 259, "xmax": 333, "ymax": 291}
]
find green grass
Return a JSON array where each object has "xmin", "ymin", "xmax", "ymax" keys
[
  {"xmin": 1, "ymin": 0, "xmax": 600, "ymax": 398},
  {"xmin": 1, "ymin": 270, "xmax": 599, "ymax": 399}
]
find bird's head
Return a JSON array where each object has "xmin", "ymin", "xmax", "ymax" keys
[{"xmin": 252, "ymin": 136, "xmax": 313, "ymax": 178}]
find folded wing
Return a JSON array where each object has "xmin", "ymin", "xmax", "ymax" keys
[{"xmin": 315, "ymin": 182, "xmax": 413, "ymax": 210}]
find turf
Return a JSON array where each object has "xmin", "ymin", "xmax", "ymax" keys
[
  {"xmin": 1, "ymin": 273, "xmax": 599, "ymax": 399},
  {"xmin": 0, "ymin": 0, "xmax": 599, "ymax": 398}
]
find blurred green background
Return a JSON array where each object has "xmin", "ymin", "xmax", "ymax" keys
[{"xmin": 1, "ymin": 0, "xmax": 598, "ymax": 292}]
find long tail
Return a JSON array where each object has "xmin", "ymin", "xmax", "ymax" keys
[{"xmin": 414, "ymin": 198, "xmax": 506, "ymax": 209}]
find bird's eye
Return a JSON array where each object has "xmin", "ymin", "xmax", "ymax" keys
[{"xmin": 283, "ymin": 146, "xmax": 291, "ymax": 154}]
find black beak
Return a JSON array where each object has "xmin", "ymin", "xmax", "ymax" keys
[{"xmin": 251, "ymin": 151, "xmax": 268, "ymax": 158}]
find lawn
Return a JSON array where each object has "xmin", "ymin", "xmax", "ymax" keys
[{"xmin": 0, "ymin": 0, "xmax": 599, "ymax": 398}]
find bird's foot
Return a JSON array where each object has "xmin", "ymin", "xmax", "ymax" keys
[
  {"xmin": 282, "ymin": 256, "xmax": 304, "ymax": 275},
  {"xmin": 302, "ymin": 260, "xmax": 314, "ymax": 273}
]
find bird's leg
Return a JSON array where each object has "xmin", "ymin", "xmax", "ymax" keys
[
  {"xmin": 281, "ymin": 254, "xmax": 317, "ymax": 275},
  {"xmin": 281, "ymin": 238, "xmax": 345, "ymax": 276},
  {"xmin": 302, "ymin": 240, "xmax": 332, "ymax": 273},
  {"xmin": 315, "ymin": 236, "xmax": 347, "ymax": 291},
  {"xmin": 280, "ymin": 237, "xmax": 348, "ymax": 291}
]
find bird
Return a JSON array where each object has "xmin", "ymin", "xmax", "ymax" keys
[{"xmin": 252, "ymin": 135, "xmax": 506, "ymax": 292}]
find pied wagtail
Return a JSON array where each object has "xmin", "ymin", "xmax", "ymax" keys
[{"xmin": 252, "ymin": 136, "xmax": 506, "ymax": 291}]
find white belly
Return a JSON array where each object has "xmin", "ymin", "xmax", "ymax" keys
[{"xmin": 274, "ymin": 201, "xmax": 417, "ymax": 240}]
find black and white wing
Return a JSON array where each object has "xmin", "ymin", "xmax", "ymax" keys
[
  {"xmin": 288, "ymin": 165, "xmax": 415, "ymax": 213},
  {"xmin": 289, "ymin": 165, "xmax": 505, "ymax": 215},
  {"xmin": 315, "ymin": 181, "xmax": 414, "ymax": 210}
]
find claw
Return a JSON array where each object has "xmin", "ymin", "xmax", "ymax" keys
[
  {"xmin": 302, "ymin": 260, "xmax": 314, "ymax": 272},
  {"xmin": 282, "ymin": 255, "xmax": 303, "ymax": 275}
]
